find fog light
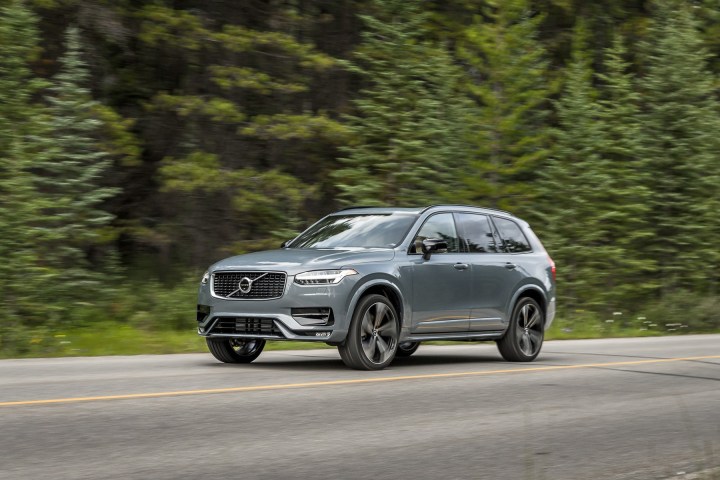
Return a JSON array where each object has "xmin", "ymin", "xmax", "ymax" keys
[
  {"xmin": 197, "ymin": 304, "xmax": 211, "ymax": 322},
  {"xmin": 291, "ymin": 307, "xmax": 333, "ymax": 326}
]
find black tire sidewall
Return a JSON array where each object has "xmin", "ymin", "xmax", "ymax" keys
[
  {"xmin": 206, "ymin": 337, "xmax": 266, "ymax": 363},
  {"xmin": 497, "ymin": 297, "xmax": 544, "ymax": 362},
  {"xmin": 340, "ymin": 294, "xmax": 399, "ymax": 370}
]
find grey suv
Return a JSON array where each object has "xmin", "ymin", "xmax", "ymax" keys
[{"xmin": 197, "ymin": 205, "xmax": 556, "ymax": 370}]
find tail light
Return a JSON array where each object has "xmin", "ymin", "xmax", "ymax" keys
[{"xmin": 548, "ymin": 255, "xmax": 556, "ymax": 281}]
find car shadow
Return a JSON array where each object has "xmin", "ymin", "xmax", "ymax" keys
[
  {"xmin": 202, "ymin": 352, "xmax": 515, "ymax": 371},
  {"xmin": 391, "ymin": 354, "xmax": 505, "ymax": 367}
]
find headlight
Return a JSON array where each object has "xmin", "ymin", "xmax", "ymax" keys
[
  {"xmin": 201, "ymin": 271, "xmax": 210, "ymax": 285},
  {"xmin": 294, "ymin": 269, "xmax": 358, "ymax": 285}
]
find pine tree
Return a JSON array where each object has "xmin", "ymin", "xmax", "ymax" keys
[
  {"xmin": 35, "ymin": 26, "xmax": 119, "ymax": 302},
  {"xmin": 592, "ymin": 35, "xmax": 657, "ymax": 305},
  {"xmin": 638, "ymin": 0, "xmax": 720, "ymax": 295},
  {"xmin": 455, "ymin": 0, "xmax": 552, "ymax": 216},
  {"xmin": 0, "ymin": 1, "xmax": 49, "ymax": 322},
  {"xmin": 537, "ymin": 25, "xmax": 609, "ymax": 312},
  {"xmin": 333, "ymin": 0, "xmax": 474, "ymax": 206},
  {"xmin": 139, "ymin": 5, "xmax": 341, "ymax": 259}
]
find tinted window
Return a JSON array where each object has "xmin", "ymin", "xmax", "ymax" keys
[
  {"xmin": 290, "ymin": 214, "xmax": 417, "ymax": 248},
  {"xmin": 411, "ymin": 213, "xmax": 460, "ymax": 254},
  {"xmin": 456, "ymin": 213, "xmax": 498, "ymax": 253},
  {"xmin": 493, "ymin": 217, "xmax": 532, "ymax": 253}
]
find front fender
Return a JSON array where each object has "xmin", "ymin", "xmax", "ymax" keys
[{"xmin": 344, "ymin": 275, "xmax": 410, "ymax": 336}]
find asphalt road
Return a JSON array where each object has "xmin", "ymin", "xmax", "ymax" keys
[{"xmin": 1, "ymin": 335, "xmax": 718, "ymax": 480}]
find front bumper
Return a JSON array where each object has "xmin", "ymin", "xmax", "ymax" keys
[{"xmin": 197, "ymin": 275, "xmax": 358, "ymax": 343}]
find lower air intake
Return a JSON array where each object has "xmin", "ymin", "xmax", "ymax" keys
[{"xmin": 209, "ymin": 317, "xmax": 284, "ymax": 337}]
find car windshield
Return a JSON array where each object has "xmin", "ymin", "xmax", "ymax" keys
[{"xmin": 289, "ymin": 214, "xmax": 417, "ymax": 249}]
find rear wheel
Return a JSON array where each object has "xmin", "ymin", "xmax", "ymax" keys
[
  {"xmin": 338, "ymin": 294, "xmax": 399, "ymax": 370},
  {"xmin": 206, "ymin": 338, "xmax": 265, "ymax": 363},
  {"xmin": 395, "ymin": 341, "xmax": 420, "ymax": 358},
  {"xmin": 496, "ymin": 297, "xmax": 544, "ymax": 362}
]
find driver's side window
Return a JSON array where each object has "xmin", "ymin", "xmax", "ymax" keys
[{"xmin": 411, "ymin": 213, "xmax": 460, "ymax": 254}]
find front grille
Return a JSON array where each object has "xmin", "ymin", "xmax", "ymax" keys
[
  {"xmin": 209, "ymin": 317, "xmax": 284, "ymax": 337},
  {"xmin": 212, "ymin": 271, "xmax": 286, "ymax": 299}
]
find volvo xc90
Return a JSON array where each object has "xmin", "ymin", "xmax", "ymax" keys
[{"xmin": 197, "ymin": 205, "xmax": 556, "ymax": 370}]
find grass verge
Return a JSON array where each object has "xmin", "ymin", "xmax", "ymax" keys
[
  {"xmin": 1, "ymin": 319, "xmax": 715, "ymax": 359},
  {"xmin": 0, "ymin": 322, "xmax": 334, "ymax": 359}
]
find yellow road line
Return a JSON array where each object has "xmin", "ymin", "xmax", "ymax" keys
[{"xmin": 1, "ymin": 355, "xmax": 718, "ymax": 408}]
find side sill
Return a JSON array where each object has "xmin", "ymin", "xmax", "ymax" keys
[{"xmin": 403, "ymin": 331, "xmax": 505, "ymax": 342}]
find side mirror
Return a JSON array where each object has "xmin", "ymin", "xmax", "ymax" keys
[
  {"xmin": 421, "ymin": 238, "xmax": 448, "ymax": 260},
  {"xmin": 280, "ymin": 240, "xmax": 290, "ymax": 248}
]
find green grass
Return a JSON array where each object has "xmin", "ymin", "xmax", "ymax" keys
[
  {"xmin": 4, "ymin": 275, "xmax": 716, "ymax": 359},
  {"xmin": 2, "ymin": 319, "xmax": 715, "ymax": 359},
  {"xmin": 545, "ymin": 322, "xmax": 665, "ymax": 340},
  {"xmin": 0, "ymin": 322, "xmax": 335, "ymax": 359}
]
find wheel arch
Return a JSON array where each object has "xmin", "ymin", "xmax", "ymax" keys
[
  {"xmin": 509, "ymin": 285, "xmax": 548, "ymax": 327},
  {"xmin": 348, "ymin": 278, "xmax": 407, "ymax": 330}
]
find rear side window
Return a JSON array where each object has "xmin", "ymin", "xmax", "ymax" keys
[
  {"xmin": 493, "ymin": 217, "xmax": 532, "ymax": 253},
  {"xmin": 411, "ymin": 213, "xmax": 460, "ymax": 254},
  {"xmin": 456, "ymin": 213, "xmax": 498, "ymax": 253}
]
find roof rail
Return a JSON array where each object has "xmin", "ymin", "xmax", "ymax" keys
[
  {"xmin": 336, "ymin": 205, "xmax": 382, "ymax": 211},
  {"xmin": 420, "ymin": 204, "xmax": 514, "ymax": 216}
]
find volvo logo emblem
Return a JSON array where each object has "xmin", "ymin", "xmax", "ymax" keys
[
  {"xmin": 226, "ymin": 272, "xmax": 268, "ymax": 297},
  {"xmin": 238, "ymin": 277, "xmax": 253, "ymax": 294}
]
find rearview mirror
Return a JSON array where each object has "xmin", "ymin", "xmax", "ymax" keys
[{"xmin": 421, "ymin": 238, "xmax": 448, "ymax": 260}]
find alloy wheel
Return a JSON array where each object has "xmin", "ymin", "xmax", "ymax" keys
[
  {"xmin": 516, "ymin": 303, "xmax": 542, "ymax": 357},
  {"xmin": 359, "ymin": 302, "xmax": 398, "ymax": 364}
]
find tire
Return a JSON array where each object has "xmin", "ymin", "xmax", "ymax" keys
[
  {"xmin": 206, "ymin": 337, "xmax": 265, "ymax": 364},
  {"xmin": 497, "ymin": 297, "xmax": 544, "ymax": 362},
  {"xmin": 338, "ymin": 294, "xmax": 400, "ymax": 370},
  {"xmin": 395, "ymin": 341, "xmax": 420, "ymax": 358}
]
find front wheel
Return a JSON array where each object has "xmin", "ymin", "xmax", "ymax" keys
[
  {"xmin": 338, "ymin": 294, "xmax": 399, "ymax": 370},
  {"xmin": 496, "ymin": 297, "xmax": 544, "ymax": 362},
  {"xmin": 206, "ymin": 338, "xmax": 265, "ymax": 364}
]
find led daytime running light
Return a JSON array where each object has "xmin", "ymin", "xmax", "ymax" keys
[{"xmin": 294, "ymin": 269, "xmax": 358, "ymax": 285}]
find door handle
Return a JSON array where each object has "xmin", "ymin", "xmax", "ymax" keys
[
  {"xmin": 453, "ymin": 263, "xmax": 469, "ymax": 270},
  {"xmin": 505, "ymin": 262, "xmax": 517, "ymax": 270}
]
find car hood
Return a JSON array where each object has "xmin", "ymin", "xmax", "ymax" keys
[{"xmin": 210, "ymin": 248, "xmax": 395, "ymax": 275}]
